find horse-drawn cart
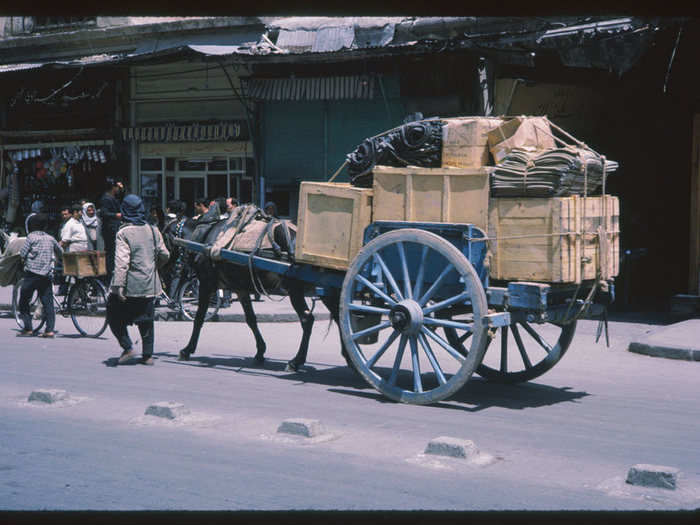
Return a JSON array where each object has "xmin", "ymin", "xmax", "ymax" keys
[{"xmin": 174, "ymin": 116, "xmax": 620, "ymax": 406}]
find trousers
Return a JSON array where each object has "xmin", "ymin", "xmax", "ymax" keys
[
  {"xmin": 18, "ymin": 271, "xmax": 55, "ymax": 333},
  {"xmin": 106, "ymin": 295, "xmax": 155, "ymax": 358}
]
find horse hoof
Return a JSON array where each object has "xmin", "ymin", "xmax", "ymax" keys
[{"xmin": 178, "ymin": 351, "xmax": 190, "ymax": 361}]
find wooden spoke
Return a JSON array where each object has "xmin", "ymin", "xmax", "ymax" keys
[
  {"xmin": 366, "ymin": 330, "xmax": 400, "ymax": 369},
  {"xmin": 418, "ymin": 263, "xmax": 455, "ymax": 306},
  {"xmin": 372, "ymin": 252, "xmax": 404, "ymax": 301},
  {"xmin": 410, "ymin": 336, "xmax": 423, "ymax": 393},
  {"xmin": 356, "ymin": 274, "xmax": 397, "ymax": 307},
  {"xmin": 519, "ymin": 321, "xmax": 553, "ymax": 354},
  {"xmin": 388, "ymin": 335, "xmax": 408, "ymax": 386},
  {"xmin": 424, "ymin": 317, "xmax": 474, "ymax": 332},
  {"xmin": 422, "ymin": 291, "xmax": 471, "ymax": 315},
  {"xmin": 421, "ymin": 326, "xmax": 466, "ymax": 364},
  {"xmin": 348, "ymin": 303, "xmax": 391, "ymax": 315},
  {"xmin": 500, "ymin": 326, "xmax": 509, "ymax": 373},
  {"xmin": 351, "ymin": 320, "xmax": 393, "ymax": 341},
  {"xmin": 419, "ymin": 333, "xmax": 447, "ymax": 385},
  {"xmin": 511, "ymin": 323, "xmax": 533, "ymax": 369},
  {"xmin": 412, "ymin": 246, "xmax": 429, "ymax": 300},
  {"xmin": 396, "ymin": 242, "xmax": 412, "ymax": 299}
]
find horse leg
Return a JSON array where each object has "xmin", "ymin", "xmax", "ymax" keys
[
  {"xmin": 320, "ymin": 292, "xmax": 358, "ymax": 373},
  {"xmin": 238, "ymin": 290, "xmax": 267, "ymax": 364},
  {"xmin": 286, "ymin": 282, "xmax": 314, "ymax": 372},
  {"xmin": 178, "ymin": 275, "xmax": 215, "ymax": 361}
]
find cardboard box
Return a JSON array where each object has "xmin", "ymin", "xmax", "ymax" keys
[
  {"xmin": 441, "ymin": 117, "xmax": 504, "ymax": 168},
  {"xmin": 487, "ymin": 195, "xmax": 619, "ymax": 283},
  {"xmin": 62, "ymin": 250, "xmax": 107, "ymax": 278},
  {"xmin": 487, "ymin": 116, "xmax": 556, "ymax": 164},
  {"xmin": 295, "ymin": 182, "xmax": 373, "ymax": 271},
  {"xmin": 372, "ymin": 166, "xmax": 490, "ymax": 231}
]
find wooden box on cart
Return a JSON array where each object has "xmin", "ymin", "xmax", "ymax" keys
[
  {"xmin": 371, "ymin": 166, "xmax": 490, "ymax": 231},
  {"xmin": 62, "ymin": 250, "xmax": 107, "ymax": 278},
  {"xmin": 487, "ymin": 195, "xmax": 619, "ymax": 283},
  {"xmin": 295, "ymin": 182, "xmax": 373, "ymax": 271}
]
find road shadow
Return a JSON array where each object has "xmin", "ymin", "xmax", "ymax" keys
[
  {"xmin": 329, "ymin": 377, "xmax": 590, "ymax": 412},
  {"xmin": 152, "ymin": 350, "xmax": 588, "ymax": 411}
]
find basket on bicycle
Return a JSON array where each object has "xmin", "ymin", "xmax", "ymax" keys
[{"xmin": 62, "ymin": 250, "xmax": 107, "ymax": 278}]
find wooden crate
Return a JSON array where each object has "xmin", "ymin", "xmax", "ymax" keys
[
  {"xmin": 295, "ymin": 182, "xmax": 373, "ymax": 271},
  {"xmin": 441, "ymin": 117, "xmax": 504, "ymax": 168},
  {"xmin": 62, "ymin": 250, "xmax": 107, "ymax": 278},
  {"xmin": 372, "ymin": 166, "xmax": 490, "ymax": 231},
  {"xmin": 487, "ymin": 195, "xmax": 619, "ymax": 283}
]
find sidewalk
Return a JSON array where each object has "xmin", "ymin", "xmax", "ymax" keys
[
  {"xmin": 627, "ymin": 318, "xmax": 700, "ymax": 362},
  {"xmin": 0, "ymin": 285, "xmax": 331, "ymax": 323}
]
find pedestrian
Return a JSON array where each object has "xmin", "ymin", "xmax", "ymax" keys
[
  {"xmin": 224, "ymin": 196, "xmax": 238, "ymax": 218},
  {"xmin": 149, "ymin": 205, "xmax": 165, "ymax": 231},
  {"xmin": 80, "ymin": 202, "xmax": 104, "ymax": 251},
  {"xmin": 264, "ymin": 201, "xmax": 278, "ymax": 218},
  {"xmin": 53, "ymin": 205, "xmax": 73, "ymax": 296},
  {"xmin": 108, "ymin": 194, "xmax": 170, "ymax": 366},
  {"xmin": 192, "ymin": 196, "xmax": 209, "ymax": 220},
  {"xmin": 99, "ymin": 178, "xmax": 124, "ymax": 283},
  {"xmin": 24, "ymin": 199, "xmax": 45, "ymax": 235},
  {"xmin": 60, "ymin": 204, "xmax": 89, "ymax": 252},
  {"xmin": 17, "ymin": 213, "xmax": 62, "ymax": 338}
]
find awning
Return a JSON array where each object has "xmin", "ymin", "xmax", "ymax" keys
[
  {"xmin": 243, "ymin": 75, "xmax": 375, "ymax": 101},
  {"xmin": 121, "ymin": 121, "xmax": 244, "ymax": 142}
]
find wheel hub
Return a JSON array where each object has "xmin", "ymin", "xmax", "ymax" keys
[{"xmin": 390, "ymin": 300, "xmax": 423, "ymax": 335}]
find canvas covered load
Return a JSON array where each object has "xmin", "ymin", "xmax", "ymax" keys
[
  {"xmin": 208, "ymin": 204, "xmax": 296, "ymax": 262},
  {"xmin": 0, "ymin": 233, "xmax": 25, "ymax": 286}
]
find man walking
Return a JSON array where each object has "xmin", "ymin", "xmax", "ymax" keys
[
  {"xmin": 108, "ymin": 194, "xmax": 169, "ymax": 366},
  {"xmin": 99, "ymin": 178, "xmax": 124, "ymax": 283},
  {"xmin": 18, "ymin": 213, "xmax": 62, "ymax": 338}
]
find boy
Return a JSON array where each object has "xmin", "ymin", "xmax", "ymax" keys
[{"xmin": 18, "ymin": 213, "xmax": 62, "ymax": 337}]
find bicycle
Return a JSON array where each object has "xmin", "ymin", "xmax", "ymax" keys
[
  {"xmin": 157, "ymin": 267, "xmax": 222, "ymax": 322},
  {"xmin": 12, "ymin": 272, "xmax": 108, "ymax": 338}
]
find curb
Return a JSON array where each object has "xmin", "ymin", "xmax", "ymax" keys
[
  {"xmin": 628, "ymin": 342, "xmax": 700, "ymax": 362},
  {"xmin": 0, "ymin": 304, "xmax": 330, "ymax": 323}
]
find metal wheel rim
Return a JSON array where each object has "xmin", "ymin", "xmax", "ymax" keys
[
  {"xmin": 339, "ymin": 229, "xmax": 488, "ymax": 405},
  {"xmin": 12, "ymin": 279, "xmax": 46, "ymax": 333},
  {"xmin": 69, "ymin": 278, "xmax": 108, "ymax": 337},
  {"xmin": 444, "ymin": 315, "xmax": 577, "ymax": 384},
  {"xmin": 178, "ymin": 278, "xmax": 220, "ymax": 322}
]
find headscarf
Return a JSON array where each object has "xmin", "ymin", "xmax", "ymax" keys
[
  {"xmin": 120, "ymin": 194, "xmax": 147, "ymax": 225},
  {"xmin": 31, "ymin": 200, "xmax": 44, "ymax": 214},
  {"xmin": 264, "ymin": 201, "xmax": 278, "ymax": 217},
  {"xmin": 81, "ymin": 202, "xmax": 98, "ymax": 227}
]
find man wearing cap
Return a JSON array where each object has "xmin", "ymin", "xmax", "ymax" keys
[
  {"xmin": 99, "ymin": 178, "xmax": 124, "ymax": 283},
  {"xmin": 108, "ymin": 194, "xmax": 169, "ymax": 366}
]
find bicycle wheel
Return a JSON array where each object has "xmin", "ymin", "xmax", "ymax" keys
[
  {"xmin": 68, "ymin": 277, "xmax": 108, "ymax": 337},
  {"xmin": 12, "ymin": 279, "xmax": 46, "ymax": 333},
  {"xmin": 177, "ymin": 277, "xmax": 221, "ymax": 321}
]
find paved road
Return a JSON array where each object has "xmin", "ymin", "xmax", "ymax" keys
[{"xmin": 1, "ymin": 311, "xmax": 699, "ymax": 511}]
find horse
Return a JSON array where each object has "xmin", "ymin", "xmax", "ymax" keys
[{"xmin": 164, "ymin": 206, "xmax": 352, "ymax": 372}]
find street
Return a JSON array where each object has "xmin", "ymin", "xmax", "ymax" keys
[{"xmin": 1, "ymin": 307, "xmax": 699, "ymax": 511}]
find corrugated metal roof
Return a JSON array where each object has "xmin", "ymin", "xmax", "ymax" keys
[
  {"xmin": 276, "ymin": 30, "xmax": 316, "ymax": 53},
  {"xmin": 354, "ymin": 24, "xmax": 395, "ymax": 48},
  {"xmin": 312, "ymin": 26, "xmax": 355, "ymax": 52},
  {"xmin": 243, "ymin": 75, "xmax": 375, "ymax": 101},
  {"xmin": 0, "ymin": 63, "xmax": 45, "ymax": 73}
]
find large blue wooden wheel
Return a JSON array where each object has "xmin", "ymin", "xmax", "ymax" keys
[
  {"xmin": 444, "ymin": 310, "xmax": 577, "ymax": 383},
  {"xmin": 339, "ymin": 229, "xmax": 489, "ymax": 405}
]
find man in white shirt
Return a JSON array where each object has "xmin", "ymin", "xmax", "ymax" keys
[{"xmin": 60, "ymin": 204, "xmax": 89, "ymax": 252}]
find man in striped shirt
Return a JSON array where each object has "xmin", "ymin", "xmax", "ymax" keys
[{"xmin": 18, "ymin": 213, "xmax": 63, "ymax": 337}]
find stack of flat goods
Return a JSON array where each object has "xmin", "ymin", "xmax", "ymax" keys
[{"xmin": 490, "ymin": 146, "xmax": 619, "ymax": 197}]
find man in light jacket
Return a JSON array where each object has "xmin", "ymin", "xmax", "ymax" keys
[{"xmin": 108, "ymin": 194, "xmax": 169, "ymax": 366}]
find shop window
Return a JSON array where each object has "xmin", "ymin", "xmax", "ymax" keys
[
  {"xmin": 240, "ymin": 178, "xmax": 253, "ymax": 204},
  {"xmin": 178, "ymin": 160, "xmax": 206, "ymax": 171},
  {"xmin": 208, "ymin": 158, "xmax": 228, "ymax": 172},
  {"xmin": 140, "ymin": 158, "xmax": 162, "ymax": 171},
  {"xmin": 207, "ymin": 174, "xmax": 227, "ymax": 201},
  {"xmin": 166, "ymin": 176, "xmax": 175, "ymax": 203}
]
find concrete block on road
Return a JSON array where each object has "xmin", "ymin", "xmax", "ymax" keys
[
  {"xmin": 145, "ymin": 402, "xmax": 190, "ymax": 420},
  {"xmin": 277, "ymin": 418, "xmax": 325, "ymax": 438},
  {"xmin": 626, "ymin": 464, "xmax": 680, "ymax": 490},
  {"xmin": 425, "ymin": 436, "xmax": 478, "ymax": 459},
  {"xmin": 28, "ymin": 389, "xmax": 69, "ymax": 404}
]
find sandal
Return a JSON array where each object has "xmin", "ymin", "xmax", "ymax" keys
[
  {"xmin": 17, "ymin": 330, "xmax": 34, "ymax": 337},
  {"xmin": 40, "ymin": 332, "xmax": 55, "ymax": 338}
]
